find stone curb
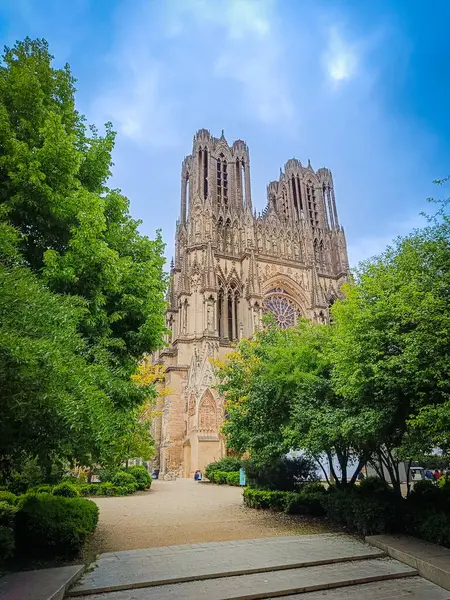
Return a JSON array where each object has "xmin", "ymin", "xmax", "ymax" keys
[
  {"xmin": 0, "ymin": 564, "xmax": 84, "ymax": 600},
  {"xmin": 67, "ymin": 552, "xmax": 385, "ymax": 596},
  {"xmin": 366, "ymin": 534, "xmax": 450, "ymax": 591}
]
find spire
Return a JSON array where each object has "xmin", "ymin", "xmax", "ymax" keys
[
  {"xmin": 203, "ymin": 242, "xmax": 216, "ymax": 290},
  {"xmin": 246, "ymin": 250, "xmax": 261, "ymax": 298},
  {"xmin": 221, "ymin": 129, "xmax": 225, "ymax": 139}
]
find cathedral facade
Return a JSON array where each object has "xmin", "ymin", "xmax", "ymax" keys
[{"xmin": 152, "ymin": 129, "xmax": 348, "ymax": 479}]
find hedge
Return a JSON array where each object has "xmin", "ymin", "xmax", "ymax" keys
[
  {"xmin": 226, "ymin": 472, "xmax": 240, "ymax": 486},
  {"xmin": 0, "ymin": 501, "xmax": 16, "ymax": 562},
  {"xmin": 205, "ymin": 457, "xmax": 241, "ymax": 481},
  {"xmin": 52, "ymin": 482, "xmax": 80, "ymax": 497},
  {"xmin": 16, "ymin": 494, "xmax": 99, "ymax": 557},
  {"xmin": 243, "ymin": 485, "xmax": 326, "ymax": 516},
  {"xmin": 208, "ymin": 470, "xmax": 242, "ymax": 485},
  {"xmin": 0, "ymin": 491, "xmax": 18, "ymax": 505}
]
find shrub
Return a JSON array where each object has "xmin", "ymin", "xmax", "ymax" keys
[
  {"xmin": 243, "ymin": 487, "xmax": 326, "ymax": 516},
  {"xmin": 99, "ymin": 482, "xmax": 116, "ymax": 496},
  {"xmin": 210, "ymin": 471, "xmax": 228, "ymax": 485},
  {"xmin": 52, "ymin": 482, "xmax": 80, "ymax": 498},
  {"xmin": 358, "ymin": 476, "xmax": 391, "ymax": 494},
  {"xmin": 243, "ymin": 456, "xmax": 318, "ymax": 492},
  {"xmin": 0, "ymin": 491, "xmax": 18, "ymax": 505},
  {"xmin": 16, "ymin": 494, "xmax": 99, "ymax": 557},
  {"xmin": 0, "ymin": 501, "xmax": 16, "ymax": 562},
  {"xmin": 112, "ymin": 471, "xmax": 138, "ymax": 490},
  {"xmin": 322, "ymin": 481, "xmax": 401, "ymax": 536},
  {"xmin": 226, "ymin": 472, "xmax": 240, "ymax": 486},
  {"xmin": 78, "ymin": 484, "xmax": 100, "ymax": 497},
  {"xmin": 0, "ymin": 525, "xmax": 15, "ymax": 562},
  {"xmin": 205, "ymin": 457, "xmax": 241, "ymax": 480},
  {"xmin": 127, "ymin": 466, "xmax": 151, "ymax": 491},
  {"xmin": 7, "ymin": 458, "xmax": 44, "ymax": 494}
]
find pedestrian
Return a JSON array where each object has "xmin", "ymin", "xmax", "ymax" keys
[
  {"xmin": 425, "ymin": 469, "xmax": 434, "ymax": 481},
  {"xmin": 433, "ymin": 469, "xmax": 441, "ymax": 480},
  {"xmin": 194, "ymin": 470, "xmax": 202, "ymax": 481}
]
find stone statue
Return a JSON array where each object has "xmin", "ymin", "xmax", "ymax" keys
[{"xmin": 206, "ymin": 301, "xmax": 214, "ymax": 330}]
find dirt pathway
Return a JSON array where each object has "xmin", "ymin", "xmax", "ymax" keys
[{"xmin": 88, "ymin": 479, "xmax": 330, "ymax": 554}]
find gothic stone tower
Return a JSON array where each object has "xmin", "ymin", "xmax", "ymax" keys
[{"xmin": 152, "ymin": 129, "xmax": 348, "ymax": 479}]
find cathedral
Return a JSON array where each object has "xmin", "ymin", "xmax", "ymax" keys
[{"xmin": 151, "ymin": 129, "xmax": 349, "ymax": 479}]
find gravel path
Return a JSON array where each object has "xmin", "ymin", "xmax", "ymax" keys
[{"xmin": 87, "ymin": 479, "xmax": 331, "ymax": 554}]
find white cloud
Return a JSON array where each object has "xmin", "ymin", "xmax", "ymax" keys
[
  {"xmin": 168, "ymin": 0, "xmax": 293, "ymax": 125},
  {"xmin": 93, "ymin": 4, "xmax": 179, "ymax": 148},
  {"xmin": 323, "ymin": 26, "xmax": 359, "ymax": 84}
]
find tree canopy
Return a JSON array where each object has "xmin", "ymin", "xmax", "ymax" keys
[
  {"xmin": 0, "ymin": 38, "xmax": 167, "ymax": 479},
  {"xmin": 214, "ymin": 191, "xmax": 450, "ymax": 494}
]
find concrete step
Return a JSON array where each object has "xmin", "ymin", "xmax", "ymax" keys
[
  {"xmin": 279, "ymin": 576, "xmax": 450, "ymax": 599},
  {"xmin": 0, "ymin": 565, "xmax": 84, "ymax": 600},
  {"xmin": 69, "ymin": 534, "xmax": 384, "ymax": 596},
  {"xmin": 70, "ymin": 557, "xmax": 417, "ymax": 600},
  {"xmin": 367, "ymin": 534, "xmax": 450, "ymax": 592}
]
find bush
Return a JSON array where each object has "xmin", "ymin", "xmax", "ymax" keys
[
  {"xmin": 127, "ymin": 466, "xmax": 151, "ymax": 491},
  {"xmin": 52, "ymin": 482, "xmax": 80, "ymax": 498},
  {"xmin": 78, "ymin": 484, "xmax": 100, "ymax": 497},
  {"xmin": 0, "ymin": 525, "xmax": 15, "ymax": 562},
  {"xmin": 210, "ymin": 471, "xmax": 228, "ymax": 485},
  {"xmin": 0, "ymin": 491, "xmax": 18, "ymax": 505},
  {"xmin": 226, "ymin": 472, "xmax": 240, "ymax": 486},
  {"xmin": 322, "ymin": 480, "xmax": 401, "ymax": 536},
  {"xmin": 205, "ymin": 457, "xmax": 241, "ymax": 480},
  {"xmin": 243, "ymin": 486, "xmax": 326, "ymax": 516},
  {"xmin": 6, "ymin": 458, "xmax": 45, "ymax": 495},
  {"xmin": 112, "ymin": 471, "xmax": 138, "ymax": 490},
  {"xmin": 16, "ymin": 494, "xmax": 99, "ymax": 557},
  {"xmin": 243, "ymin": 456, "xmax": 318, "ymax": 492}
]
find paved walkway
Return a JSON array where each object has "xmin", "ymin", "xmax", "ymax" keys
[{"xmin": 87, "ymin": 479, "xmax": 330, "ymax": 554}]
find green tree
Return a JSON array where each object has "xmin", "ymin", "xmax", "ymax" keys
[
  {"xmin": 330, "ymin": 199, "xmax": 450, "ymax": 492},
  {"xmin": 0, "ymin": 38, "xmax": 167, "ymax": 479}
]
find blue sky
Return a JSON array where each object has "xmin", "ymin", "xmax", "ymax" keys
[{"xmin": 1, "ymin": 0, "xmax": 449, "ymax": 268}]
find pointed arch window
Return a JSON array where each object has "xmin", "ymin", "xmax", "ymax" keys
[
  {"xmin": 217, "ymin": 153, "xmax": 228, "ymax": 206},
  {"xmin": 306, "ymin": 181, "xmax": 319, "ymax": 227}
]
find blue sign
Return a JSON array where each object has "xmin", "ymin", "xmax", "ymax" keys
[{"xmin": 239, "ymin": 468, "xmax": 246, "ymax": 486}]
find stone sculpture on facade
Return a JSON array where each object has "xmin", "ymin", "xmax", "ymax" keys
[{"xmin": 151, "ymin": 129, "xmax": 349, "ymax": 479}]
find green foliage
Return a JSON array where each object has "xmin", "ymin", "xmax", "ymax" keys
[
  {"xmin": 6, "ymin": 458, "xmax": 45, "ymax": 494},
  {"xmin": 226, "ymin": 472, "xmax": 240, "ymax": 486},
  {"xmin": 204, "ymin": 457, "xmax": 241, "ymax": 480},
  {"xmin": 0, "ymin": 491, "xmax": 18, "ymax": 505},
  {"xmin": 243, "ymin": 456, "xmax": 318, "ymax": 492},
  {"xmin": 322, "ymin": 480, "xmax": 402, "ymax": 536},
  {"xmin": 112, "ymin": 471, "xmax": 138, "ymax": 490},
  {"xmin": 0, "ymin": 525, "xmax": 15, "ymax": 562},
  {"xmin": 127, "ymin": 466, "xmax": 151, "ymax": 490},
  {"xmin": 0, "ymin": 38, "xmax": 167, "ymax": 480},
  {"xmin": 15, "ymin": 494, "xmax": 99, "ymax": 557},
  {"xmin": 243, "ymin": 484, "xmax": 326, "ymax": 516},
  {"xmin": 0, "ymin": 499, "xmax": 16, "ymax": 562},
  {"xmin": 209, "ymin": 471, "xmax": 229, "ymax": 484},
  {"xmin": 78, "ymin": 484, "xmax": 100, "ymax": 497},
  {"xmin": 52, "ymin": 482, "xmax": 80, "ymax": 498}
]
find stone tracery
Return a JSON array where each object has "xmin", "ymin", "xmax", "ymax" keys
[{"xmin": 263, "ymin": 287, "xmax": 300, "ymax": 329}]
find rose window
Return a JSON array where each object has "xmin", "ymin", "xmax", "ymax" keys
[{"xmin": 264, "ymin": 289, "xmax": 298, "ymax": 329}]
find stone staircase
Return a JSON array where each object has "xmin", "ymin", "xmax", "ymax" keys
[{"xmin": 68, "ymin": 535, "xmax": 450, "ymax": 599}]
